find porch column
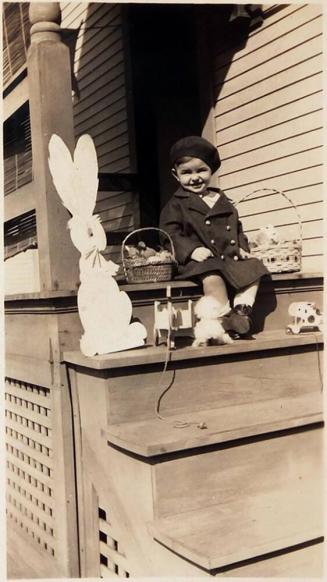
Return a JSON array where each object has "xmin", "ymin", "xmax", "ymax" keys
[{"xmin": 28, "ymin": 2, "xmax": 80, "ymax": 292}]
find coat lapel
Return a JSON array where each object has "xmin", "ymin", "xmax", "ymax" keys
[
  {"xmin": 174, "ymin": 187, "xmax": 207, "ymax": 215},
  {"xmin": 188, "ymin": 194, "xmax": 208, "ymax": 215},
  {"xmin": 207, "ymin": 191, "xmax": 234, "ymax": 217},
  {"xmin": 174, "ymin": 187, "xmax": 234, "ymax": 217}
]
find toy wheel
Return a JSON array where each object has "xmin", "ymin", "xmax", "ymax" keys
[
  {"xmin": 153, "ymin": 328, "xmax": 160, "ymax": 346},
  {"xmin": 287, "ymin": 325, "xmax": 300, "ymax": 335},
  {"xmin": 169, "ymin": 337, "xmax": 176, "ymax": 350}
]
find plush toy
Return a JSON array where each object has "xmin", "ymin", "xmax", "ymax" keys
[
  {"xmin": 192, "ymin": 296, "xmax": 234, "ymax": 347},
  {"xmin": 48, "ymin": 133, "xmax": 147, "ymax": 356},
  {"xmin": 287, "ymin": 302, "xmax": 323, "ymax": 334},
  {"xmin": 253, "ymin": 224, "xmax": 280, "ymax": 248},
  {"xmin": 137, "ymin": 241, "xmax": 157, "ymax": 259}
]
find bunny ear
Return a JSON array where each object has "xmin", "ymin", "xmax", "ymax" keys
[
  {"xmin": 73, "ymin": 134, "xmax": 99, "ymax": 218},
  {"xmin": 48, "ymin": 134, "xmax": 80, "ymax": 216}
]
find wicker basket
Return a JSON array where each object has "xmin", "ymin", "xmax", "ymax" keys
[
  {"xmin": 235, "ymin": 188, "xmax": 303, "ymax": 274},
  {"xmin": 122, "ymin": 227, "xmax": 176, "ymax": 283}
]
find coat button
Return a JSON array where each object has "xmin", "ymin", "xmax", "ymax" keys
[
  {"xmin": 230, "ymin": 239, "xmax": 236, "ymax": 245},
  {"xmin": 226, "ymin": 225, "xmax": 231, "ymax": 231},
  {"xmin": 205, "ymin": 219, "xmax": 211, "ymax": 225},
  {"xmin": 210, "ymin": 239, "xmax": 215, "ymax": 244},
  {"xmin": 220, "ymin": 254, "xmax": 225, "ymax": 260},
  {"xmin": 233, "ymin": 255, "xmax": 239, "ymax": 261}
]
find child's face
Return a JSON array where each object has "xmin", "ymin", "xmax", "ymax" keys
[{"xmin": 172, "ymin": 157, "xmax": 212, "ymax": 195}]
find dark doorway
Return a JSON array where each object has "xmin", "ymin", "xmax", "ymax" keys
[{"xmin": 127, "ymin": 4, "xmax": 203, "ymax": 225}]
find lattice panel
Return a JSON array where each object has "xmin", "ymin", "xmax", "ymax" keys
[
  {"xmin": 5, "ymin": 377, "xmax": 56, "ymax": 557},
  {"xmin": 98, "ymin": 505, "xmax": 130, "ymax": 578}
]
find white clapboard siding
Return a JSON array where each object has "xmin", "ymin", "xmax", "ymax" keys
[
  {"xmin": 92, "ymin": 120, "xmax": 129, "ymax": 147},
  {"xmin": 213, "ymin": 4, "xmax": 322, "ymax": 71},
  {"xmin": 5, "ymin": 249, "xmax": 40, "ymax": 295},
  {"xmin": 96, "ymin": 191, "xmax": 133, "ymax": 214},
  {"xmin": 60, "ymin": 2, "xmax": 138, "ymax": 236},
  {"xmin": 216, "ymin": 49, "xmax": 322, "ymax": 114},
  {"xmin": 85, "ymin": 112, "xmax": 128, "ymax": 143},
  {"xmin": 72, "ymin": 65, "xmax": 125, "ymax": 103},
  {"xmin": 216, "ymin": 72, "xmax": 323, "ymax": 130},
  {"xmin": 240, "ymin": 202, "xmax": 323, "ymax": 234},
  {"xmin": 237, "ymin": 184, "xmax": 323, "ymax": 215},
  {"xmin": 218, "ymin": 92, "xmax": 323, "ymax": 145},
  {"xmin": 213, "ymin": 4, "xmax": 324, "ymax": 272},
  {"xmin": 102, "ymin": 215, "xmax": 134, "ymax": 232},
  {"xmin": 95, "ymin": 190, "xmax": 135, "ymax": 264},
  {"xmin": 73, "ymin": 58, "xmax": 125, "ymax": 97},
  {"xmin": 220, "ymin": 148, "xmax": 322, "ymax": 187},
  {"xmin": 74, "ymin": 31, "xmax": 123, "ymax": 79},
  {"xmin": 219, "ymin": 110, "xmax": 323, "ymax": 159},
  {"xmin": 223, "ymin": 166, "xmax": 324, "ymax": 196},
  {"xmin": 220, "ymin": 128, "xmax": 323, "ymax": 175},
  {"xmin": 74, "ymin": 92, "xmax": 127, "ymax": 133},
  {"xmin": 302, "ymin": 255, "xmax": 323, "ymax": 272},
  {"xmin": 102, "ymin": 245, "xmax": 122, "ymax": 266},
  {"xmin": 75, "ymin": 89, "xmax": 127, "ymax": 132},
  {"xmin": 214, "ymin": 14, "xmax": 323, "ymax": 89}
]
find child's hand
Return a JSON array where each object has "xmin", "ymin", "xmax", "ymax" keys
[
  {"xmin": 240, "ymin": 248, "xmax": 252, "ymax": 259},
  {"xmin": 191, "ymin": 247, "xmax": 213, "ymax": 262}
]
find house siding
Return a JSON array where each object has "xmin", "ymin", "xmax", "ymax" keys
[
  {"xmin": 213, "ymin": 4, "xmax": 324, "ymax": 273},
  {"xmin": 61, "ymin": 2, "xmax": 138, "ymax": 238}
]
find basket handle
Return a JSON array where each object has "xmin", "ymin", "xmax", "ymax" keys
[
  {"xmin": 234, "ymin": 188, "xmax": 303, "ymax": 244},
  {"xmin": 121, "ymin": 227, "xmax": 176, "ymax": 278}
]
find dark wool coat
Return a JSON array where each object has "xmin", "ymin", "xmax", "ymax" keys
[{"xmin": 160, "ymin": 186, "xmax": 268, "ymax": 290}]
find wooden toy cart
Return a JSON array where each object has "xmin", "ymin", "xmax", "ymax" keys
[{"xmin": 153, "ymin": 286, "xmax": 195, "ymax": 349}]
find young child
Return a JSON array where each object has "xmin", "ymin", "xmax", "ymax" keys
[{"xmin": 160, "ymin": 135, "xmax": 268, "ymax": 336}]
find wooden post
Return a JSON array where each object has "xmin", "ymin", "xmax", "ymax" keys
[{"xmin": 27, "ymin": 2, "xmax": 80, "ymax": 292}]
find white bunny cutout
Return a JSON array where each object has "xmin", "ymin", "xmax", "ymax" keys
[{"xmin": 48, "ymin": 134, "xmax": 147, "ymax": 356}]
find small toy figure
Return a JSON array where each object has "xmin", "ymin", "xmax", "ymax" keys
[
  {"xmin": 48, "ymin": 133, "xmax": 147, "ymax": 356},
  {"xmin": 287, "ymin": 302, "xmax": 323, "ymax": 334},
  {"xmin": 136, "ymin": 241, "xmax": 157, "ymax": 259},
  {"xmin": 124, "ymin": 241, "xmax": 174, "ymax": 266},
  {"xmin": 252, "ymin": 224, "xmax": 280, "ymax": 249},
  {"xmin": 192, "ymin": 296, "xmax": 234, "ymax": 347}
]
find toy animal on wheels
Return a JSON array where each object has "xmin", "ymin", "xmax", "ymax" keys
[
  {"xmin": 287, "ymin": 302, "xmax": 323, "ymax": 334},
  {"xmin": 48, "ymin": 134, "xmax": 147, "ymax": 356}
]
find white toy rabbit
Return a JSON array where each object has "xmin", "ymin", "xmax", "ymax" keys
[
  {"xmin": 254, "ymin": 224, "xmax": 280, "ymax": 248},
  {"xmin": 48, "ymin": 133, "xmax": 147, "ymax": 356}
]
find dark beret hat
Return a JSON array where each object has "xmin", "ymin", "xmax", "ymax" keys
[{"xmin": 170, "ymin": 135, "xmax": 221, "ymax": 172}]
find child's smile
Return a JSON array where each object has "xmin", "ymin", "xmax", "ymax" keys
[{"xmin": 173, "ymin": 157, "xmax": 212, "ymax": 195}]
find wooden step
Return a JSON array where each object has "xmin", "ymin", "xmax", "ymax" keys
[
  {"xmin": 65, "ymin": 328, "xmax": 323, "ymax": 370},
  {"xmin": 103, "ymin": 392, "xmax": 323, "ymax": 457},
  {"xmin": 148, "ymin": 482, "xmax": 323, "ymax": 571},
  {"xmin": 65, "ymin": 329, "xmax": 323, "ymax": 425},
  {"xmin": 213, "ymin": 541, "xmax": 323, "ymax": 577}
]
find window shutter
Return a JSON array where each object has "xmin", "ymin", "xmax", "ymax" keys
[
  {"xmin": 3, "ymin": 2, "xmax": 30, "ymax": 86},
  {"xmin": 4, "ymin": 103, "xmax": 33, "ymax": 195}
]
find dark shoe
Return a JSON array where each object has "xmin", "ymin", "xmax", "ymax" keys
[{"xmin": 222, "ymin": 304, "xmax": 252, "ymax": 335}]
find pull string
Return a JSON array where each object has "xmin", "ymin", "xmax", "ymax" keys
[
  {"xmin": 154, "ymin": 325, "xmax": 208, "ymax": 430},
  {"xmin": 309, "ymin": 332, "xmax": 324, "ymax": 391}
]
